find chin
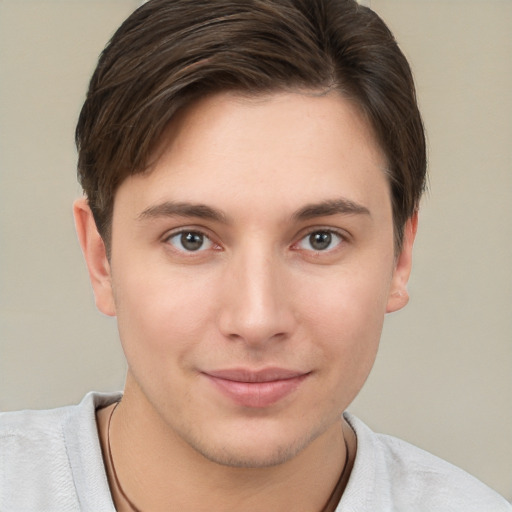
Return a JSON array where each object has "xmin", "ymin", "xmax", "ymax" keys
[
  {"xmin": 187, "ymin": 419, "xmax": 331, "ymax": 469},
  {"xmin": 197, "ymin": 440, "xmax": 305, "ymax": 469}
]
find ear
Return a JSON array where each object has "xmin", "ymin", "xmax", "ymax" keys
[
  {"xmin": 386, "ymin": 211, "xmax": 418, "ymax": 313},
  {"xmin": 73, "ymin": 198, "xmax": 116, "ymax": 317}
]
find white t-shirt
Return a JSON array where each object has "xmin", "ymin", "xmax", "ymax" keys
[{"xmin": 0, "ymin": 392, "xmax": 510, "ymax": 511}]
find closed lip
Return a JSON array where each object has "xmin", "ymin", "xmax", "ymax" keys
[
  {"xmin": 203, "ymin": 367, "xmax": 310, "ymax": 383},
  {"xmin": 202, "ymin": 367, "xmax": 311, "ymax": 408}
]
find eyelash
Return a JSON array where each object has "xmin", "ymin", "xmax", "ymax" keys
[
  {"xmin": 164, "ymin": 230, "xmax": 219, "ymax": 253},
  {"xmin": 164, "ymin": 227, "xmax": 346, "ymax": 256},
  {"xmin": 292, "ymin": 229, "xmax": 345, "ymax": 253}
]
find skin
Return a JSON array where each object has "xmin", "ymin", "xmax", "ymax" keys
[{"xmin": 75, "ymin": 91, "xmax": 417, "ymax": 511}]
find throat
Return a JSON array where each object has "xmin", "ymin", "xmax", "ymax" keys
[{"xmin": 96, "ymin": 399, "xmax": 355, "ymax": 512}]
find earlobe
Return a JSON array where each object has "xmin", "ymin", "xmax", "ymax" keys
[
  {"xmin": 386, "ymin": 212, "xmax": 418, "ymax": 314},
  {"xmin": 73, "ymin": 198, "xmax": 116, "ymax": 317}
]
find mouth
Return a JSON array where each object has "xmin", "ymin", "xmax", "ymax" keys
[{"xmin": 202, "ymin": 368, "xmax": 311, "ymax": 408}]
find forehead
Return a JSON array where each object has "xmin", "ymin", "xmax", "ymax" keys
[{"xmin": 115, "ymin": 91, "xmax": 390, "ymax": 220}]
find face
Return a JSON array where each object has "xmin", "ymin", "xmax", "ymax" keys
[{"xmin": 77, "ymin": 91, "xmax": 414, "ymax": 468}]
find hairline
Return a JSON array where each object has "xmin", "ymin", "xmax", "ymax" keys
[{"xmin": 98, "ymin": 86, "xmax": 409, "ymax": 260}]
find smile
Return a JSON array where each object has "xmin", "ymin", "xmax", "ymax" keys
[{"xmin": 203, "ymin": 368, "xmax": 310, "ymax": 408}]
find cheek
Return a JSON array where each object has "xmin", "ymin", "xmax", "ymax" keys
[
  {"xmin": 298, "ymin": 266, "xmax": 391, "ymax": 393},
  {"xmin": 300, "ymin": 263, "xmax": 391, "ymax": 337},
  {"xmin": 112, "ymin": 264, "xmax": 216, "ymax": 365}
]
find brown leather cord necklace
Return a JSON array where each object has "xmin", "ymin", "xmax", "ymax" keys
[
  {"xmin": 107, "ymin": 402, "xmax": 141, "ymax": 512},
  {"xmin": 106, "ymin": 402, "xmax": 350, "ymax": 512}
]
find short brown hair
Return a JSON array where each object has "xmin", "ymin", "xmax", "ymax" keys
[{"xmin": 76, "ymin": 0, "xmax": 426, "ymax": 250}]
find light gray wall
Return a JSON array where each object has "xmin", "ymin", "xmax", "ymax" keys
[
  {"xmin": 1, "ymin": 0, "xmax": 510, "ymax": 500},
  {"xmin": 350, "ymin": 0, "xmax": 512, "ymax": 499}
]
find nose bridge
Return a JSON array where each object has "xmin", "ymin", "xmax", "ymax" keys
[{"xmin": 218, "ymin": 238, "xmax": 293, "ymax": 344}]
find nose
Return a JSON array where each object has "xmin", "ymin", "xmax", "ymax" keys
[{"xmin": 217, "ymin": 242, "xmax": 296, "ymax": 347}]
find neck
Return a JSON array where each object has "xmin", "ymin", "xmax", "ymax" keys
[{"xmin": 97, "ymin": 380, "xmax": 355, "ymax": 512}]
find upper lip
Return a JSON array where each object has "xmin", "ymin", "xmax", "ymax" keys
[{"xmin": 204, "ymin": 368, "xmax": 309, "ymax": 383}]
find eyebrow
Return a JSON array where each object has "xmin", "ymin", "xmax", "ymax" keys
[
  {"xmin": 137, "ymin": 197, "xmax": 370, "ymax": 224},
  {"xmin": 293, "ymin": 198, "xmax": 370, "ymax": 220},
  {"xmin": 137, "ymin": 201, "xmax": 227, "ymax": 223}
]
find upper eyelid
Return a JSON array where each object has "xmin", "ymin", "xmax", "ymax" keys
[
  {"xmin": 302, "ymin": 228, "xmax": 343, "ymax": 240},
  {"xmin": 162, "ymin": 225, "xmax": 215, "ymax": 241},
  {"xmin": 294, "ymin": 226, "xmax": 349, "ymax": 242},
  {"xmin": 163, "ymin": 227, "xmax": 215, "ymax": 246}
]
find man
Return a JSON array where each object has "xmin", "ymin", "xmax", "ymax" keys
[{"xmin": 1, "ymin": 0, "xmax": 510, "ymax": 510}]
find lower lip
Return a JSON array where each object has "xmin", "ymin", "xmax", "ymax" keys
[{"xmin": 205, "ymin": 374, "xmax": 309, "ymax": 408}]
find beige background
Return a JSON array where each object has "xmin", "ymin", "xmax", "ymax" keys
[{"xmin": 0, "ymin": 0, "xmax": 511, "ymax": 500}]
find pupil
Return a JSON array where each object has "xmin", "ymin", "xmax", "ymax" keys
[
  {"xmin": 181, "ymin": 232, "xmax": 203, "ymax": 251},
  {"xmin": 310, "ymin": 232, "xmax": 331, "ymax": 250}
]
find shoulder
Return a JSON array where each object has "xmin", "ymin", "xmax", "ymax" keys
[
  {"xmin": 338, "ymin": 413, "xmax": 512, "ymax": 512},
  {"xmin": 0, "ymin": 391, "xmax": 121, "ymax": 512}
]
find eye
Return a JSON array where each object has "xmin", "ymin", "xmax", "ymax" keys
[
  {"xmin": 166, "ymin": 231, "xmax": 214, "ymax": 252},
  {"xmin": 296, "ymin": 230, "xmax": 343, "ymax": 252}
]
